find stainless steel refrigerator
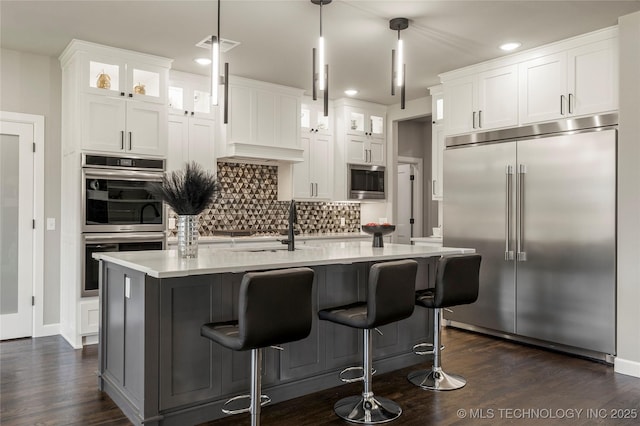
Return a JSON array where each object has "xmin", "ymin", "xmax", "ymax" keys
[{"xmin": 443, "ymin": 114, "xmax": 616, "ymax": 356}]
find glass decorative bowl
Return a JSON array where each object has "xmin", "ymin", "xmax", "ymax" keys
[{"xmin": 362, "ymin": 224, "xmax": 396, "ymax": 247}]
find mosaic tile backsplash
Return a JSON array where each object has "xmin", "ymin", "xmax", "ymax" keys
[{"xmin": 168, "ymin": 161, "xmax": 361, "ymax": 237}]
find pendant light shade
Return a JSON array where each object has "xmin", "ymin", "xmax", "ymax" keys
[
  {"xmin": 212, "ymin": 0, "xmax": 229, "ymax": 123},
  {"xmin": 311, "ymin": 0, "xmax": 331, "ymax": 116},
  {"xmin": 390, "ymin": 17, "xmax": 408, "ymax": 109}
]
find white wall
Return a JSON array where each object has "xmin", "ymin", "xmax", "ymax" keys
[
  {"xmin": 615, "ymin": 11, "xmax": 640, "ymax": 378},
  {"xmin": 0, "ymin": 48, "xmax": 61, "ymax": 326}
]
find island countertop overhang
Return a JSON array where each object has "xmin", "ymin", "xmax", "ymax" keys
[{"xmin": 93, "ymin": 241, "xmax": 475, "ymax": 278}]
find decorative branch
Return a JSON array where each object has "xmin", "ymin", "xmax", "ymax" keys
[{"xmin": 148, "ymin": 162, "xmax": 220, "ymax": 215}]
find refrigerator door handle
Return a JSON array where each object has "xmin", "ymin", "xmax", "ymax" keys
[
  {"xmin": 517, "ymin": 163, "xmax": 528, "ymax": 261},
  {"xmin": 505, "ymin": 165, "xmax": 515, "ymax": 261}
]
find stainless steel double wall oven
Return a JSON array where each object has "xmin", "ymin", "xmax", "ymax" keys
[{"xmin": 82, "ymin": 154, "xmax": 166, "ymax": 296}]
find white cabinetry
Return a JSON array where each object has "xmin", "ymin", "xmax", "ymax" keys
[
  {"xmin": 293, "ymin": 99, "xmax": 333, "ymax": 200},
  {"xmin": 519, "ymin": 37, "xmax": 618, "ymax": 124},
  {"xmin": 168, "ymin": 70, "xmax": 216, "ymax": 119},
  {"xmin": 217, "ymin": 76, "xmax": 304, "ymax": 162},
  {"xmin": 167, "ymin": 116, "xmax": 216, "ymax": 173},
  {"xmin": 343, "ymin": 105, "xmax": 386, "ymax": 166},
  {"xmin": 58, "ymin": 40, "xmax": 172, "ymax": 348},
  {"xmin": 61, "ymin": 40, "xmax": 171, "ymax": 157},
  {"xmin": 167, "ymin": 71, "xmax": 216, "ymax": 173},
  {"xmin": 429, "ymin": 85, "xmax": 444, "ymax": 201},
  {"xmin": 81, "ymin": 94, "xmax": 167, "ymax": 156},
  {"xmin": 443, "ymin": 64, "xmax": 518, "ymax": 135}
]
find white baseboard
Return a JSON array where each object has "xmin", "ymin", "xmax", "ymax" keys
[
  {"xmin": 33, "ymin": 323, "xmax": 60, "ymax": 338},
  {"xmin": 614, "ymin": 357, "xmax": 640, "ymax": 378},
  {"xmin": 83, "ymin": 334, "xmax": 99, "ymax": 346},
  {"xmin": 60, "ymin": 330, "xmax": 83, "ymax": 349}
]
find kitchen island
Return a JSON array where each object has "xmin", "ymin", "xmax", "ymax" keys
[{"xmin": 95, "ymin": 241, "xmax": 473, "ymax": 426}]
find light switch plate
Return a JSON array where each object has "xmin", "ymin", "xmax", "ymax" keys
[{"xmin": 46, "ymin": 217, "xmax": 56, "ymax": 231}]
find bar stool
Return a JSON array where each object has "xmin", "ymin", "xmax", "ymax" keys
[
  {"xmin": 201, "ymin": 267, "xmax": 315, "ymax": 426},
  {"xmin": 318, "ymin": 259, "xmax": 418, "ymax": 424},
  {"xmin": 408, "ymin": 253, "xmax": 481, "ymax": 391}
]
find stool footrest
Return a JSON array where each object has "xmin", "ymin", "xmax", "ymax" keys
[
  {"xmin": 339, "ymin": 366, "xmax": 376, "ymax": 383},
  {"xmin": 221, "ymin": 394, "xmax": 271, "ymax": 415},
  {"xmin": 412, "ymin": 342, "xmax": 445, "ymax": 356}
]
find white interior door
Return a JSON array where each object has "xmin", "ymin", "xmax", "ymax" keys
[
  {"xmin": 0, "ymin": 121, "xmax": 34, "ymax": 340},
  {"xmin": 396, "ymin": 164, "xmax": 412, "ymax": 244}
]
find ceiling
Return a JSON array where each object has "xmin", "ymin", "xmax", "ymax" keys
[{"xmin": 2, "ymin": 1, "xmax": 640, "ymax": 105}]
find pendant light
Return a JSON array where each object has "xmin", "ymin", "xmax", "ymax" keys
[
  {"xmin": 390, "ymin": 18, "xmax": 408, "ymax": 109},
  {"xmin": 311, "ymin": 0, "xmax": 331, "ymax": 117},
  {"xmin": 211, "ymin": 0, "xmax": 229, "ymax": 123}
]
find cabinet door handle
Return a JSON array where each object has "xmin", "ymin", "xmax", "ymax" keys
[
  {"xmin": 120, "ymin": 92, "xmax": 125, "ymax": 97},
  {"xmin": 310, "ymin": 182, "xmax": 313, "ymax": 196},
  {"xmin": 128, "ymin": 132, "xmax": 132, "ymax": 150},
  {"xmin": 478, "ymin": 110, "xmax": 482, "ymax": 128},
  {"xmin": 184, "ymin": 110, "xmax": 188, "ymax": 115},
  {"xmin": 432, "ymin": 180, "xmax": 437, "ymax": 196},
  {"xmin": 128, "ymin": 93, "xmax": 133, "ymax": 98},
  {"xmin": 568, "ymin": 93, "xmax": 573, "ymax": 114},
  {"xmin": 560, "ymin": 95, "xmax": 565, "ymax": 115},
  {"xmin": 472, "ymin": 111, "xmax": 477, "ymax": 129},
  {"xmin": 120, "ymin": 131, "xmax": 124, "ymax": 150}
]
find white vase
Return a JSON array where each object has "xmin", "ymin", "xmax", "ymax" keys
[{"xmin": 177, "ymin": 215, "xmax": 199, "ymax": 258}]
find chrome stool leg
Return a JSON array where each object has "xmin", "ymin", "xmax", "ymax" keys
[
  {"xmin": 334, "ymin": 329, "xmax": 402, "ymax": 424},
  {"xmin": 408, "ymin": 308, "xmax": 466, "ymax": 391}
]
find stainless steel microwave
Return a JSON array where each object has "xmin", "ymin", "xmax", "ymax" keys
[{"xmin": 348, "ymin": 164, "xmax": 385, "ymax": 200}]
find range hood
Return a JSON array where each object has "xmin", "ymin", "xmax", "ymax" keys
[{"xmin": 220, "ymin": 142, "xmax": 305, "ymax": 163}]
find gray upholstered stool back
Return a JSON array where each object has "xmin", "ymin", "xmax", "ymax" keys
[
  {"xmin": 201, "ymin": 267, "xmax": 315, "ymax": 352},
  {"xmin": 238, "ymin": 267, "xmax": 315, "ymax": 350},
  {"xmin": 421, "ymin": 254, "xmax": 481, "ymax": 309},
  {"xmin": 367, "ymin": 259, "xmax": 418, "ymax": 328}
]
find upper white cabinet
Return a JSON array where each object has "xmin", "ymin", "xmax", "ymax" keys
[
  {"xmin": 293, "ymin": 99, "xmax": 334, "ymax": 200},
  {"xmin": 440, "ymin": 27, "xmax": 618, "ymax": 134},
  {"xmin": 339, "ymin": 103, "xmax": 386, "ymax": 166},
  {"xmin": 168, "ymin": 70, "xmax": 216, "ymax": 119},
  {"xmin": 429, "ymin": 85, "xmax": 444, "ymax": 201},
  {"xmin": 345, "ymin": 106, "xmax": 385, "ymax": 140},
  {"xmin": 81, "ymin": 93, "xmax": 167, "ymax": 156},
  {"xmin": 443, "ymin": 64, "xmax": 518, "ymax": 135},
  {"xmin": 301, "ymin": 100, "xmax": 332, "ymax": 136},
  {"xmin": 83, "ymin": 49, "xmax": 167, "ymax": 105},
  {"xmin": 519, "ymin": 37, "xmax": 618, "ymax": 124},
  {"xmin": 167, "ymin": 116, "xmax": 216, "ymax": 173},
  {"xmin": 60, "ymin": 40, "xmax": 172, "ymax": 157},
  {"xmin": 217, "ymin": 76, "xmax": 304, "ymax": 162}
]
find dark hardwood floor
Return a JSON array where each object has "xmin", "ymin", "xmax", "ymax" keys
[{"xmin": 2, "ymin": 328, "xmax": 639, "ymax": 425}]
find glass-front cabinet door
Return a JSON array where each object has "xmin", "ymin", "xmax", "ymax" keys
[
  {"xmin": 169, "ymin": 71, "xmax": 215, "ymax": 118},
  {"xmin": 85, "ymin": 55, "xmax": 166, "ymax": 104},
  {"xmin": 345, "ymin": 107, "xmax": 385, "ymax": 140},
  {"xmin": 301, "ymin": 100, "xmax": 332, "ymax": 135}
]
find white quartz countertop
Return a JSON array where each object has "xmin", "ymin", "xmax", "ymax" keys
[
  {"xmin": 94, "ymin": 241, "xmax": 475, "ymax": 279},
  {"xmin": 166, "ymin": 232, "xmax": 370, "ymax": 245},
  {"xmin": 411, "ymin": 236, "xmax": 443, "ymax": 245}
]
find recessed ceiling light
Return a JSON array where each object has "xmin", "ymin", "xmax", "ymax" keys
[
  {"xmin": 500, "ymin": 42, "xmax": 522, "ymax": 52},
  {"xmin": 344, "ymin": 89, "xmax": 358, "ymax": 96},
  {"xmin": 194, "ymin": 57, "xmax": 212, "ymax": 65}
]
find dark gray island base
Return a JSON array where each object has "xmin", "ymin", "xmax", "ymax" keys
[{"xmin": 97, "ymin": 243, "xmax": 473, "ymax": 425}]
